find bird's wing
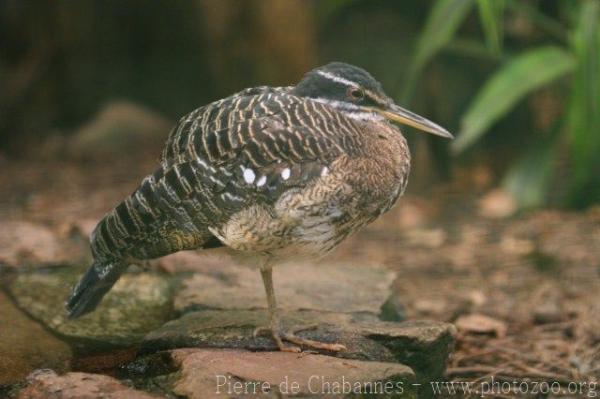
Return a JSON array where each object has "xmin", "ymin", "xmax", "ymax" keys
[
  {"xmin": 157, "ymin": 88, "xmax": 365, "ymax": 207},
  {"xmin": 161, "ymin": 87, "xmax": 363, "ymax": 166},
  {"xmin": 91, "ymin": 89, "xmax": 366, "ymax": 260}
]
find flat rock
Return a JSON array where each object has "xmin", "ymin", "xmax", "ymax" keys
[
  {"xmin": 7, "ymin": 267, "xmax": 173, "ymax": 349},
  {"xmin": 68, "ymin": 100, "xmax": 171, "ymax": 161},
  {"xmin": 0, "ymin": 222, "xmax": 67, "ymax": 268},
  {"xmin": 174, "ymin": 261, "xmax": 397, "ymax": 316},
  {"xmin": 0, "ymin": 291, "xmax": 71, "ymax": 385},
  {"xmin": 141, "ymin": 309, "xmax": 455, "ymax": 388},
  {"xmin": 170, "ymin": 348, "xmax": 417, "ymax": 398},
  {"xmin": 16, "ymin": 369, "xmax": 158, "ymax": 399}
]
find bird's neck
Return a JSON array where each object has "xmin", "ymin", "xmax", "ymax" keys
[{"xmin": 360, "ymin": 120, "xmax": 411, "ymax": 187}]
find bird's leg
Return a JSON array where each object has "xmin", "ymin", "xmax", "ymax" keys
[
  {"xmin": 256, "ymin": 264, "xmax": 301, "ymax": 353},
  {"xmin": 256, "ymin": 263, "xmax": 346, "ymax": 353}
]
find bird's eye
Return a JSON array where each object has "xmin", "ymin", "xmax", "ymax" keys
[{"xmin": 347, "ymin": 87, "xmax": 364, "ymax": 100}]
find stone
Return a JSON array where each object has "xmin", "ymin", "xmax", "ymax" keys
[
  {"xmin": 379, "ymin": 292, "xmax": 408, "ymax": 322},
  {"xmin": 0, "ymin": 291, "xmax": 71, "ymax": 385},
  {"xmin": 478, "ymin": 188, "xmax": 516, "ymax": 219},
  {"xmin": 173, "ymin": 261, "xmax": 396, "ymax": 316},
  {"xmin": 532, "ymin": 301, "xmax": 564, "ymax": 324},
  {"xmin": 141, "ymin": 309, "xmax": 455, "ymax": 389},
  {"xmin": 151, "ymin": 251, "xmax": 230, "ymax": 274},
  {"xmin": 16, "ymin": 369, "xmax": 158, "ymax": 399},
  {"xmin": 0, "ymin": 222, "xmax": 67, "ymax": 268},
  {"xmin": 68, "ymin": 101, "xmax": 171, "ymax": 161},
  {"xmin": 7, "ymin": 267, "xmax": 174, "ymax": 349},
  {"xmin": 170, "ymin": 348, "xmax": 417, "ymax": 398},
  {"xmin": 404, "ymin": 228, "xmax": 447, "ymax": 248}
]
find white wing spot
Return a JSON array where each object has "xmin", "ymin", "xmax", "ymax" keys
[
  {"xmin": 281, "ymin": 168, "xmax": 291, "ymax": 180},
  {"xmin": 256, "ymin": 175, "xmax": 267, "ymax": 187},
  {"xmin": 243, "ymin": 168, "xmax": 256, "ymax": 184},
  {"xmin": 321, "ymin": 166, "xmax": 329, "ymax": 177}
]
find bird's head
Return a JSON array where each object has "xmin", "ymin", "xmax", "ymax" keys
[{"xmin": 292, "ymin": 62, "xmax": 453, "ymax": 139}]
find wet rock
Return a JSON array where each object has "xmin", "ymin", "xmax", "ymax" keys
[
  {"xmin": 174, "ymin": 262, "xmax": 396, "ymax": 316},
  {"xmin": 141, "ymin": 309, "xmax": 455, "ymax": 388},
  {"xmin": 0, "ymin": 222, "xmax": 67, "ymax": 268},
  {"xmin": 0, "ymin": 291, "xmax": 71, "ymax": 385},
  {"xmin": 68, "ymin": 101, "xmax": 171, "ymax": 161},
  {"xmin": 170, "ymin": 348, "xmax": 416, "ymax": 399},
  {"xmin": 16, "ymin": 369, "xmax": 158, "ymax": 399},
  {"xmin": 116, "ymin": 352, "xmax": 181, "ymax": 397},
  {"xmin": 7, "ymin": 267, "xmax": 173, "ymax": 349}
]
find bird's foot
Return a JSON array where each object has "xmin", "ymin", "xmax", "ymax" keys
[{"xmin": 253, "ymin": 324, "xmax": 346, "ymax": 353}]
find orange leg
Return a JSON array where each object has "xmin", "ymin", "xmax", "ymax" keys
[{"xmin": 255, "ymin": 263, "xmax": 346, "ymax": 353}]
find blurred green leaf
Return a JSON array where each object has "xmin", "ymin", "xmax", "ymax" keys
[
  {"xmin": 453, "ymin": 46, "xmax": 575, "ymax": 153},
  {"xmin": 476, "ymin": 0, "xmax": 504, "ymax": 54},
  {"xmin": 566, "ymin": 0, "xmax": 600, "ymax": 207},
  {"xmin": 503, "ymin": 125, "xmax": 559, "ymax": 209},
  {"xmin": 402, "ymin": 0, "xmax": 474, "ymax": 101},
  {"xmin": 445, "ymin": 38, "xmax": 505, "ymax": 61}
]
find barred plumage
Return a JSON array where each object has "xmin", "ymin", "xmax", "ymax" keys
[{"xmin": 66, "ymin": 62, "xmax": 451, "ymax": 352}]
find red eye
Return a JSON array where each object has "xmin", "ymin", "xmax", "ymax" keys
[{"xmin": 347, "ymin": 88, "xmax": 364, "ymax": 100}]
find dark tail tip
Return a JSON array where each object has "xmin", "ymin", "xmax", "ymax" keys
[{"xmin": 66, "ymin": 260, "xmax": 123, "ymax": 319}]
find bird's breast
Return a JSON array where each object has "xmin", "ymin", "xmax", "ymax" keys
[{"xmin": 210, "ymin": 133, "xmax": 410, "ymax": 259}]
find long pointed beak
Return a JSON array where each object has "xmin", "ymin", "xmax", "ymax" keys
[{"xmin": 375, "ymin": 104, "xmax": 453, "ymax": 139}]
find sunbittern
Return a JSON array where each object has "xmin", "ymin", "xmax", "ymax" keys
[{"xmin": 66, "ymin": 62, "xmax": 452, "ymax": 352}]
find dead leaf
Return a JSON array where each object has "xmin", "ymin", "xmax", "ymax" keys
[
  {"xmin": 455, "ymin": 313, "xmax": 507, "ymax": 337},
  {"xmin": 478, "ymin": 189, "xmax": 516, "ymax": 219}
]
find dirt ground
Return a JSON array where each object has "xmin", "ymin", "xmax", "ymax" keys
[{"xmin": 1, "ymin": 155, "xmax": 599, "ymax": 398}]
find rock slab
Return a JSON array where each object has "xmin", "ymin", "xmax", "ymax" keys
[
  {"xmin": 174, "ymin": 261, "xmax": 397, "ymax": 316},
  {"xmin": 0, "ymin": 291, "xmax": 71, "ymax": 385},
  {"xmin": 16, "ymin": 369, "xmax": 158, "ymax": 399},
  {"xmin": 170, "ymin": 348, "xmax": 417, "ymax": 398},
  {"xmin": 8, "ymin": 268, "xmax": 173, "ymax": 349},
  {"xmin": 141, "ymin": 309, "xmax": 455, "ymax": 390}
]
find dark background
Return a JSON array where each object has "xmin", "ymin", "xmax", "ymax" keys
[{"xmin": 2, "ymin": 0, "xmax": 598, "ymax": 209}]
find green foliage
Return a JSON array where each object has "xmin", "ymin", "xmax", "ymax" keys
[
  {"xmin": 453, "ymin": 46, "xmax": 575, "ymax": 154},
  {"xmin": 402, "ymin": 0, "xmax": 474, "ymax": 102},
  {"xmin": 567, "ymin": 1, "xmax": 600, "ymax": 207},
  {"xmin": 503, "ymin": 124, "xmax": 559, "ymax": 209},
  {"xmin": 476, "ymin": 0, "xmax": 505, "ymax": 54},
  {"xmin": 410, "ymin": 0, "xmax": 600, "ymax": 208}
]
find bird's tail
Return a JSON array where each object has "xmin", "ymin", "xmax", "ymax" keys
[{"xmin": 65, "ymin": 258, "xmax": 125, "ymax": 319}]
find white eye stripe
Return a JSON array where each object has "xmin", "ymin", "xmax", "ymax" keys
[
  {"xmin": 312, "ymin": 98, "xmax": 359, "ymax": 109},
  {"xmin": 316, "ymin": 70, "xmax": 388, "ymax": 105},
  {"xmin": 316, "ymin": 70, "xmax": 359, "ymax": 89}
]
